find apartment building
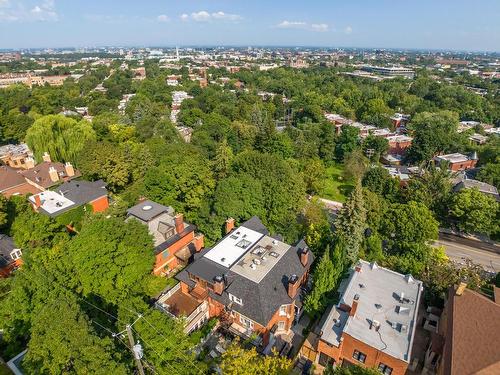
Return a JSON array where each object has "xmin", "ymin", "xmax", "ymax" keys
[
  {"xmin": 434, "ymin": 153, "xmax": 478, "ymax": 172},
  {"xmin": 302, "ymin": 260, "xmax": 423, "ymax": 375},
  {"xmin": 126, "ymin": 200, "xmax": 204, "ymax": 276},
  {"xmin": 156, "ymin": 217, "xmax": 313, "ymax": 346}
]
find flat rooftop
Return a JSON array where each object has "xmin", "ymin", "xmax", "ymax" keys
[
  {"xmin": 320, "ymin": 260, "xmax": 422, "ymax": 362},
  {"xmin": 204, "ymin": 226, "xmax": 264, "ymax": 268},
  {"xmin": 435, "ymin": 153, "xmax": 469, "ymax": 163},
  {"xmin": 29, "ymin": 190, "xmax": 75, "ymax": 214},
  {"xmin": 230, "ymin": 235, "xmax": 292, "ymax": 283}
]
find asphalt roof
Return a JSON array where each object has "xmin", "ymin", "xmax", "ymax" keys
[
  {"xmin": 126, "ymin": 200, "xmax": 174, "ymax": 222},
  {"xmin": 178, "ymin": 216, "xmax": 314, "ymax": 326},
  {"xmin": 0, "ymin": 234, "xmax": 17, "ymax": 268},
  {"xmin": 56, "ymin": 179, "xmax": 108, "ymax": 206}
]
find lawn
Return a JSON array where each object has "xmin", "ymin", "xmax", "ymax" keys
[
  {"xmin": 0, "ymin": 363, "xmax": 12, "ymax": 375},
  {"xmin": 317, "ymin": 164, "xmax": 354, "ymax": 203}
]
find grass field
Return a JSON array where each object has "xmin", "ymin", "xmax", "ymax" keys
[{"xmin": 317, "ymin": 164, "xmax": 354, "ymax": 203}]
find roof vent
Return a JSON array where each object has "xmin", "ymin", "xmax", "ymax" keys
[
  {"xmin": 359, "ymin": 283, "xmax": 365, "ymax": 289},
  {"xmin": 354, "ymin": 294, "xmax": 360, "ymax": 301},
  {"xmin": 250, "ymin": 264, "xmax": 256, "ymax": 270},
  {"xmin": 142, "ymin": 205, "xmax": 152, "ymax": 211},
  {"xmin": 405, "ymin": 274, "xmax": 414, "ymax": 283},
  {"xmin": 370, "ymin": 320, "xmax": 381, "ymax": 331}
]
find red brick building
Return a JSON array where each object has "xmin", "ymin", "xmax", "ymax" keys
[
  {"xmin": 302, "ymin": 260, "xmax": 423, "ymax": 375},
  {"xmin": 126, "ymin": 200, "xmax": 204, "ymax": 276},
  {"xmin": 387, "ymin": 135, "xmax": 413, "ymax": 155},
  {"xmin": 434, "ymin": 153, "xmax": 478, "ymax": 172},
  {"xmin": 156, "ymin": 216, "xmax": 313, "ymax": 348}
]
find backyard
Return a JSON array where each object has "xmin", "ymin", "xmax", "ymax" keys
[{"xmin": 317, "ymin": 164, "xmax": 354, "ymax": 203}]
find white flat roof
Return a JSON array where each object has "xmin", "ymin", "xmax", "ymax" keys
[
  {"xmin": 321, "ymin": 260, "xmax": 422, "ymax": 362},
  {"xmin": 204, "ymin": 226, "xmax": 265, "ymax": 268},
  {"xmin": 29, "ymin": 190, "xmax": 75, "ymax": 214}
]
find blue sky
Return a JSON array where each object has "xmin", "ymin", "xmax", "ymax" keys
[{"xmin": 1, "ymin": 0, "xmax": 499, "ymax": 51}]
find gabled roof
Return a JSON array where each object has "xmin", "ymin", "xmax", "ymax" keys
[
  {"xmin": 20, "ymin": 161, "xmax": 81, "ymax": 189},
  {"xmin": 0, "ymin": 234, "xmax": 18, "ymax": 268},
  {"xmin": 0, "ymin": 166, "xmax": 26, "ymax": 192},
  {"xmin": 442, "ymin": 287, "xmax": 500, "ymax": 375}
]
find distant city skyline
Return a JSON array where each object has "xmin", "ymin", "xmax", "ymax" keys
[{"xmin": 1, "ymin": 0, "xmax": 500, "ymax": 52}]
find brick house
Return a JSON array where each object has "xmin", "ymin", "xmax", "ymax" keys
[
  {"xmin": 302, "ymin": 260, "xmax": 423, "ymax": 375},
  {"xmin": 29, "ymin": 180, "xmax": 109, "ymax": 217},
  {"xmin": 422, "ymin": 284, "xmax": 500, "ymax": 375},
  {"xmin": 126, "ymin": 200, "xmax": 204, "ymax": 276},
  {"xmin": 0, "ymin": 143, "xmax": 33, "ymax": 170},
  {"xmin": 386, "ymin": 135, "xmax": 413, "ymax": 156},
  {"xmin": 155, "ymin": 216, "xmax": 313, "ymax": 347},
  {"xmin": 0, "ymin": 234, "xmax": 22, "ymax": 278},
  {"xmin": 434, "ymin": 153, "xmax": 478, "ymax": 172}
]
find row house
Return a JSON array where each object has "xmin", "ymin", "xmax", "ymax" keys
[
  {"xmin": 156, "ymin": 217, "xmax": 313, "ymax": 348},
  {"xmin": 301, "ymin": 260, "xmax": 423, "ymax": 375},
  {"xmin": 126, "ymin": 200, "xmax": 204, "ymax": 276},
  {"xmin": 386, "ymin": 135, "xmax": 413, "ymax": 156}
]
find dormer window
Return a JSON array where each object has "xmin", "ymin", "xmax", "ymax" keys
[
  {"xmin": 10, "ymin": 249, "xmax": 22, "ymax": 261},
  {"xmin": 157, "ymin": 221, "xmax": 175, "ymax": 240},
  {"xmin": 229, "ymin": 293, "xmax": 243, "ymax": 305},
  {"xmin": 279, "ymin": 305, "xmax": 287, "ymax": 316}
]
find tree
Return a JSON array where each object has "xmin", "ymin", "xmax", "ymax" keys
[
  {"xmin": 68, "ymin": 216, "xmax": 155, "ymax": 304},
  {"xmin": 343, "ymin": 149, "xmax": 369, "ymax": 183},
  {"xmin": 24, "ymin": 296, "xmax": 128, "ymax": 375},
  {"xmin": 142, "ymin": 144, "xmax": 216, "ymax": 213},
  {"xmin": 476, "ymin": 163, "xmax": 500, "ymax": 189},
  {"xmin": 334, "ymin": 182, "xmax": 366, "ymax": 262},
  {"xmin": 362, "ymin": 166, "xmax": 400, "ymax": 201},
  {"xmin": 0, "ymin": 195, "xmax": 7, "ymax": 228},
  {"xmin": 304, "ymin": 244, "xmax": 343, "ymax": 316},
  {"xmin": 25, "ymin": 114, "xmax": 96, "ymax": 163},
  {"xmin": 302, "ymin": 159, "xmax": 325, "ymax": 195},
  {"xmin": 358, "ymin": 98, "xmax": 393, "ymax": 128},
  {"xmin": 382, "ymin": 201, "xmax": 439, "ymax": 252},
  {"xmin": 335, "ymin": 126, "xmax": 360, "ymax": 161},
  {"xmin": 213, "ymin": 138, "xmax": 234, "ymax": 179},
  {"xmin": 449, "ymin": 188, "xmax": 499, "ymax": 235},
  {"xmin": 405, "ymin": 111, "xmax": 463, "ymax": 164},
  {"xmin": 213, "ymin": 175, "xmax": 265, "ymax": 225},
  {"xmin": 362, "ymin": 135, "xmax": 389, "ymax": 161},
  {"xmin": 220, "ymin": 340, "xmax": 291, "ymax": 375}
]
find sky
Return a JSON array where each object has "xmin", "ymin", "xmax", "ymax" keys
[{"xmin": 1, "ymin": 0, "xmax": 500, "ymax": 51}]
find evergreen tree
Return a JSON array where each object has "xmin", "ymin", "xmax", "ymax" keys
[{"xmin": 334, "ymin": 182, "xmax": 366, "ymax": 263}]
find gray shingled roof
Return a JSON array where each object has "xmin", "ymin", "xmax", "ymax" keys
[
  {"xmin": 126, "ymin": 200, "xmax": 174, "ymax": 221},
  {"xmin": 0, "ymin": 234, "xmax": 16, "ymax": 268},
  {"xmin": 178, "ymin": 217, "xmax": 314, "ymax": 326}
]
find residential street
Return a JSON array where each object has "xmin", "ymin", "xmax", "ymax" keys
[{"xmin": 435, "ymin": 236, "xmax": 500, "ymax": 274}]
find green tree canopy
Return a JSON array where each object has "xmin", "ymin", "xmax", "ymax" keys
[
  {"xmin": 25, "ymin": 114, "xmax": 96, "ymax": 163},
  {"xmin": 450, "ymin": 188, "xmax": 499, "ymax": 235}
]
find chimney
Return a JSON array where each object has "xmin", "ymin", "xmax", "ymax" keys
[
  {"xmin": 34, "ymin": 194, "xmax": 42, "ymax": 209},
  {"xmin": 42, "ymin": 152, "xmax": 51, "ymax": 163},
  {"xmin": 287, "ymin": 274, "xmax": 300, "ymax": 298},
  {"xmin": 456, "ymin": 282, "xmax": 467, "ymax": 296},
  {"xmin": 213, "ymin": 275, "xmax": 224, "ymax": 295},
  {"xmin": 300, "ymin": 247, "xmax": 309, "ymax": 267},
  {"xmin": 24, "ymin": 157, "xmax": 35, "ymax": 169},
  {"xmin": 350, "ymin": 294, "xmax": 360, "ymax": 317},
  {"xmin": 225, "ymin": 217, "xmax": 235, "ymax": 234},
  {"xmin": 174, "ymin": 213, "xmax": 184, "ymax": 234},
  {"xmin": 64, "ymin": 162, "xmax": 75, "ymax": 177},
  {"xmin": 48, "ymin": 166, "xmax": 59, "ymax": 182},
  {"xmin": 194, "ymin": 234, "xmax": 204, "ymax": 252}
]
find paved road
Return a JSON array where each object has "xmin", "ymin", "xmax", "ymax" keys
[{"xmin": 435, "ymin": 238, "xmax": 500, "ymax": 274}]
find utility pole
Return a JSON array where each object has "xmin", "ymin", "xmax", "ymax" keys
[{"xmin": 126, "ymin": 324, "xmax": 145, "ymax": 375}]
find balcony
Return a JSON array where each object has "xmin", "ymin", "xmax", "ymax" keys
[{"xmin": 156, "ymin": 283, "xmax": 209, "ymax": 333}]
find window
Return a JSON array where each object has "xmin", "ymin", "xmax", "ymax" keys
[
  {"xmin": 277, "ymin": 321, "xmax": 285, "ymax": 331},
  {"xmin": 352, "ymin": 350, "xmax": 367, "ymax": 363},
  {"xmin": 239, "ymin": 315, "xmax": 253, "ymax": 328},
  {"xmin": 162, "ymin": 249, "xmax": 169, "ymax": 259},
  {"xmin": 279, "ymin": 305, "xmax": 287, "ymax": 316},
  {"xmin": 318, "ymin": 352, "xmax": 335, "ymax": 367},
  {"xmin": 229, "ymin": 293, "xmax": 243, "ymax": 305},
  {"xmin": 378, "ymin": 363, "xmax": 393, "ymax": 375},
  {"xmin": 10, "ymin": 249, "xmax": 22, "ymax": 261}
]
